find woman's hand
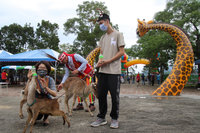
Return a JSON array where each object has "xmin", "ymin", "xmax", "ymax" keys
[
  {"xmin": 40, "ymin": 78, "xmax": 57, "ymax": 97},
  {"xmin": 40, "ymin": 78, "xmax": 47, "ymax": 89}
]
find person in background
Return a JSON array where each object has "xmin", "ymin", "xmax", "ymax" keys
[
  {"xmin": 151, "ymin": 74, "xmax": 155, "ymax": 86},
  {"xmin": 132, "ymin": 75, "xmax": 135, "ymax": 84},
  {"xmin": 127, "ymin": 76, "xmax": 130, "ymax": 84},
  {"xmin": 197, "ymin": 73, "xmax": 200, "ymax": 90},
  {"xmin": 141, "ymin": 73, "xmax": 145, "ymax": 85},
  {"xmin": 136, "ymin": 72, "xmax": 140, "ymax": 87},
  {"xmin": 157, "ymin": 73, "xmax": 160, "ymax": 85},
  {"xmin": 1, "ymin": 70, "xmax": 7, "ymax": 82},
  {"xmin": 120, "ymin": 76, "xmax": 125, "ymax": 84},
  {"xmin": 148, "ymin": 73, "xmax": 151, "ymax": 85}
]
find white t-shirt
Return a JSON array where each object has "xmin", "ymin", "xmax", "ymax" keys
[{"xmin": 98, "ymin": 29, "xmax": 125, "ymax": 74}]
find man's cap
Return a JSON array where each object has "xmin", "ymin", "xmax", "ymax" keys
[
  {"xmin": 97, "ymin": 13, "xmax": 110, "ymax": 22},
  {"xmin": 58, "ymin": 52, "xmax": 67, "ymax": 62}
]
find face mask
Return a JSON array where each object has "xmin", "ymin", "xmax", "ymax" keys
[
  {"xmin": 100, "ymin": 23, "xmax": 108, "ymax": 31},
  {"xmin": 37, "ymin": 70, "xmax": 47, "ymax": 77}
]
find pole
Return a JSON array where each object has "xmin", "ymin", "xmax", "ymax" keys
[{"xmin": 54, "ymin": 61, "xmax": 57, "ymax": 84}]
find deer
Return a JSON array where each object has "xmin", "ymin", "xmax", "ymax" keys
[
  {"xmin": 63, "ymin": 77, "xmax": 97, "ymax": 117},
  {"xmin": 19, "ymin": 79, "xmax": 30, "ymax": 119},
  {"xmin": 23, "ymin": 76, "xmax": 70, "ymax": 133}
]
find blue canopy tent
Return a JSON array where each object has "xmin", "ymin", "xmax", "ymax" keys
[
  {"xmin": 1, "ymin": 65, "xmax": 32, "ymax": 70},
  {"xmin": 0, "ymin": 50, "xmax": 13, "ymax": 58},
  {"xmin": 0, "ymin": 49, "xmax": 59, "ymax": 65},
  {"xmin": 0, "ymin": 49, "xmax": 60, "ymax": 81}
]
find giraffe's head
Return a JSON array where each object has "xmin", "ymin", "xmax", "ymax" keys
[{"xmin": 137, "ymin": 19, "xmax": 153, "ymax": 37}]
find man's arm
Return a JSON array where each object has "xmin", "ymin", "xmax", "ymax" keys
[
  {"xmin": 57, "ymin": 66, "xmax": 69, "ymax": 91},
  {"xmin": 74, "ymin": 54, "xmax": 88, "ymax": 72},
  {"xmin": 61, "ymin": 66, "xmax": 69, "ymax": 84},
  {"xmin": 108, "ymin": 46, "xmax": 125, "ymax": 63},
  {"xmin": 97, "ymin": 46, "xmax": 125, "ymax": 67}
]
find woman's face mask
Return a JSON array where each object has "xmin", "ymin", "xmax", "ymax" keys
[
  {"xmin": 37, "ymin": 70, "xmax": 47, "ymax": 77},
  {"xmin": 99, "ymin": 23, "xmax": 108, "ymax": 31}
]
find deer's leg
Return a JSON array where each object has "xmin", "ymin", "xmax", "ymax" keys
[
  {"xmin": 51, "ymin": 110, "xmax": 70, "ymax": 127},
  {"xmin": 64, "ymin": 95, "xmax": 70, "ymax": 115},
  {"xmin": 19, "ymin": 98, "xmax": 27, "ymax": 119},
  {"xmin": 29, "ymin": 110, "xmax": 40, "ymax": 133},
  {"xmin": 83, "ymin": 98, "xmax": 94, "ymax": 117},
  {"xmin": 23, "ymin": 108, "xmax": 32, "ymax": 133},
  {"xmin": 70, "ymin": 95, "xmax": 77, "ymax": 116}
]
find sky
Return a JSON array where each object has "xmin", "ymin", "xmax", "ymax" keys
[{"xmin": 0, "ymin": 0, "xmax": 167, "ymax": 73}]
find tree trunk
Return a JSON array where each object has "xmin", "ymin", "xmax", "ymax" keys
[{"xmin": 160, "ymin": 65, "xmax": 164, "ymax": 83}]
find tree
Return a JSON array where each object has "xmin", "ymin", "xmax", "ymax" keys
[
  {"xmin": 136, "ymin": 30, "xmax": 175, "ymax": 82},
  {"xmin": 155, "ymin": 0, "xmax": 200, "ymax": 72},
  {"xmin": 63, "ymin": 1, "xmax": 118, "ymax": 57},
  {"xmin": 59, "ymin": 43, "xmax": 74, "ymax": 54},
  {"xmin": 35, "ymin": 20, "xmax": 60, "ymax": 51},
  {"xmin": 125, "ymin": 45, "xmax": 141, "ymax": 58},
  {"xmin": 134, "ymin": 0, "xmax": 200, "ymax": 81},
  {"xmin": 0, "ymin": 23, "xmax": 35, "ymax": 54},
  {"xmin": 23, "ymin": 23, "xmax": 36, "ymax": 51}
]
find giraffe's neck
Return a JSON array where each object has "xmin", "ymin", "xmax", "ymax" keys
[{"xmin": 147, "ymin": 23, "xmax": 190, "ymax": 46}]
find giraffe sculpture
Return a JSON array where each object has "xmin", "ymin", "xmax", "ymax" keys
[
  {"xmin": 137, "ymin": 19, "xmax": 194, "ymax": 96},
  {"xmin": 86, "ymin": 47, "xmax": 100, "ymax": 67}
]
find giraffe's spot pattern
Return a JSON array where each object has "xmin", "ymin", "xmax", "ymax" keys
[
  {"xmin": 86, "ymin": 47, "xmax": 100, "ymax": 67},
  {"xmin": 137, "ymin": 21, "xmax": 194, "ymax": 96}
]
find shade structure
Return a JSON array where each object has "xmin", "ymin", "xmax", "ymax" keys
[
  {"xmin": 0, "ymin": 50, "xmax": 13, "ymax": 58},
  {"xmin": 1, "ymin": 65, "xmax": 33, "ymax": 70},
  {"xmin": 0, "ymin": 49, "xmax": 59, "ymax": 66}
]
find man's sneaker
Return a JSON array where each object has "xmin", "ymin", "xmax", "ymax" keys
[
  {"xmin": 73, "ymin": 104, "xmax": 84, "ymax": 111},
  {"xmin": 110, "ymin": 119, "xmax": 119, "ymax": 129},
  {"xmin": 85, "ymin": 105, "xmax": 96, "ymax": 112},
  {"xmin": 91, "ymin": 117, "xmax": 107, "ymax": 127}
]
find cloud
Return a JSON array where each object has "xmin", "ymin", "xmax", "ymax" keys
[
  {"xmin": 0, "ymin": 0, "xmax": 167, "ymax": 73},
  {"xmin": 0, "ymin": 0, "xmax": 166, "ymax": 49}
]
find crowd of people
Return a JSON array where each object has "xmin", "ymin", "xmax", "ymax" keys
[
  {"xmin": 121, "ymin": 73, "xmax": 161, "ymax": 86},
  {"xmin": 0, "ymin": 69, "xmax": 31, "ymax": 85}
]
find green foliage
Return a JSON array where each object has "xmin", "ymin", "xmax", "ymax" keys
[
  {"xmin": 59, "ymin": 43, "xmax": 74, "ymax": 54},
  {"xmin": 63, "ymin": 1, "xmax": 117, "ymax": 57},
  {"xmin": 34, "ymin": 20, "xmax": 60, "ymax": 51},
  {"xmin": 136, "ymin": 30, "xmax": 175, "ymax": 72},
  {"xmin": 155, "ymin": 0, "xmax": 200, "ymax": 60},
  {"xmin": 0, "ymin": 20, "xmax": 60, "ymax": 53},
  {"xmin": 125, "ymin": 45, "xmax": 141, "ymax": 58},
  {"xmin": 0, "ymin": 23, "xmax": 34, "ymax": 54}
]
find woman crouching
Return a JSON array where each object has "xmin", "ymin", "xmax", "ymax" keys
[{"xmin": 28, "ymin": 61, "xmax": 57, "ymax": 126}]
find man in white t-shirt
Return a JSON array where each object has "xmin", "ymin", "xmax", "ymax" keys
[{"xmin": 90, "ymin": 13, "xmax": 125, "ymax": 129}]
